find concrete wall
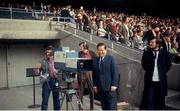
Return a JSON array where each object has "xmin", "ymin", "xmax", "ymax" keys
[
  {"xmin": 0, "ymin": 19, "xmax": 50, "ymax": 31},
  {"xmin": 167, "ymin": 64, "xmax": 180, "ymax": 90},
  {"xmin": 0, "ymin": 19, "xmax": 75, "ymax": 40}
]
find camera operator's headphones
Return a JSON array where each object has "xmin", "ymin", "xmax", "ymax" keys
[{"xmin": 82, "ymin": 42, "xmax": 89, "ymax": 50}]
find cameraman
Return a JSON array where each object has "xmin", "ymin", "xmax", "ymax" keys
[
  {"xmin": 78, "ymin": 42, "xmax": 96, "ymax": 109},
  {"xmin": 35, "ymin": 45, "xmax": 60, "ymax": 110}
]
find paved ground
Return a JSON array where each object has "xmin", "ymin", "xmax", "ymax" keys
[{"xmin": 0, "ymin": 84, "xmax": 101, "ymax": 110}]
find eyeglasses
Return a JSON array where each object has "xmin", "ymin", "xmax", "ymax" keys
[{"xmin": 46, "ymin": 50, "xmax": 52, "ymax": 53}]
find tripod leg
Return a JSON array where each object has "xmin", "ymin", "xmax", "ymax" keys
[
  {"xmin": 76, "ymin": 94, "xmax": 84, "ymax": 110},
  {"xmin": 66, "ymin": 94, "xmax": 76, "ymax": 110},
  {"xmin": 60, "ymin": 93, "xmax": 65, "ymax": 109},
  {"xmin": 66, "ymin": 94, "xmax": 69, "ymax": 110}
]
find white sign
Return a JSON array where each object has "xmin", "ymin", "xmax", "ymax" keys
[{"xmin": 65, "ymin": 58, "xmax": 77, "ymax": 68}]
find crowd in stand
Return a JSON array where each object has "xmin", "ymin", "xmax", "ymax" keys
[
  {"xmin": 1, "ymin": 3, "xmax": 180, "ymax": 63},
  {"xmin": 55, "ymin": 5, "xmax": 180, "ymax": 63}
]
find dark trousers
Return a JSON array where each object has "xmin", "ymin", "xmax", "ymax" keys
[
  {"xmin": 97, "ymin": 85, "xmax": 117, "ymax": 110},
  {"xmin": 77, "ymin": 71, "xmax": 94, "ymax": 109},
  {"xmin": 41, "ymin": 78, "xmax": 60, "ymax": 110},
  {"xmin": 141, "ymin": 82, "xmax": 166, "ymax": 110}
]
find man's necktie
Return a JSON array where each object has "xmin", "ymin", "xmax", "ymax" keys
[
  {"xmin": 99, "ymin": 57, "xmax": 103, "ymax": 74},
  {"xmin": 154, "ymin": 51, "xmax": 157, "ymax": 59},
  {"xmin": 154, "ymin": 50, "xmax": 159, "ymax": 59}
]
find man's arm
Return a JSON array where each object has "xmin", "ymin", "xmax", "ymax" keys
[
  {"xmin": 141, "ymin": 51, "xmax": 148, "ymax": 71},
  {"xmin": 92, "ymin": 59, "xmax": 98, "ymax": 93},
  {"xmin": 111, "ymin": 56, "xmax": 119, "ymax": 91},
  {"xmin": 165, "ymin": 51, "xmax": 172, "ymax": 72}
]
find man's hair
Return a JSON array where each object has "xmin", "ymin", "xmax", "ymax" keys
[
  {"xmin": 122, "ymin": 16, "xmax": 127, "ymax": 22},
  {"xmin": 97, "ymin": 43, "xmax": 106, "ymax": 49},
  {"xmin": 45, "ymin": 45, "xmax": 54, "ymax": 51},
  {"xmin": 151, "ymin": 23, "xmax": 159, "ymax": 29},
  {"xmin": 149, "ymin": 37, "xmax": 162, "ymax": 46},
  {"xmin": 79, "ymin": 42, "xmax": 85, "ymax": 46}
]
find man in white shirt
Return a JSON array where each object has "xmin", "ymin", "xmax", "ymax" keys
[{"xmin": 140, "ymin": 38, "xmax": 172, "ymax": 110}]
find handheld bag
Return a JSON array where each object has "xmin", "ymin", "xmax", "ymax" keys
[{"xmin": 39, "ymin": 59, "xmax": 49, "ymax": 84}]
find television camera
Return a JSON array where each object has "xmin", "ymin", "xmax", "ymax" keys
[{"xmin": 54, "ymin": 49, "xmax": 93, "ymax": 110}]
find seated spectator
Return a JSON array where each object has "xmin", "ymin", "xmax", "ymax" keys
[
  {"xmin": 89, "ymin": 18, "xmax": 98, "ymax": 34},
  {"xmin": 132, "ymin": 29, "xmax": 144, "ymax": 50},
  {"xmin": 169, "ymin": 42, "xmax": 180, "ymax": 63},
  {"xmin": 162, "ymin": 31, "xmax": 172, "ymax": 51},
  {"xmin": 176, "ymin": 30, "xmax": 180, "ymax": 52}
]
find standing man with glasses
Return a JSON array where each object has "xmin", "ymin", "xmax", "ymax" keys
[
  {"xmin": 92, "ymin": 43, "xmax": 119, "ymax": 110},
  {"xmin": 35, "ymin": 45, "xmax": 60, "ymax": 110}
]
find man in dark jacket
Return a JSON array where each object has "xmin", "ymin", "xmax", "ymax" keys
[
  {"xmin": 140, "ymin": 38, "xmax": 172, "ymax": 110},
  {"xmin": 35, "ymin": 45, "xmax": 60, "ymax": 110},
  {"xmin": 93, "ymin": 43, "xmax": 119, "ymax": 110}
]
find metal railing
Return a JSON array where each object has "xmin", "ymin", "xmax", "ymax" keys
[
  {"xmin": 0, "ymin": 6, "xmax": 77, "ymax": 22},
  {"xmin": 0, "ymin": 7, "xmax": 38, "ymax": 19}
]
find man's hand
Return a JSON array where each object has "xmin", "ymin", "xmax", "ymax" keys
[
  {"xmin": 111, "ymin": 86, "xmax": 117, "ymax": 92},
  {"xmin": 93, "ymin": 86, "xmax": 98, "ymax": 93},
  {"xmin": 35, "ymin": 63, "xmax": 41, "ymax": 69},
  {"xmin": 34, "ymin": 63, "xmax": 41, "ymax": 75},
  {"xmin": 34, "ymin": 68, "xmax": 40, "ymax": 75}
]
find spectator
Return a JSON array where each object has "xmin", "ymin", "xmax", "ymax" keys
[
  {"xmin": 97, "ymin": 20, "xmax": 107, "ymax": 38},
  {"xmin": 162, "ymin": 31, "xmax": 172, "ymax": 51},
  {"xmin": 143, "ymin": 23, "xmax": 159, "ymax": 47},
  {"xmin": 132, "ymin": 29, "xmax": 144, "ymax": 50},
  {"xmin": 169, "ymin": 42, "xmax": 180, "ymax": 63},
  {"xmin": 141, "ymin": 38, "xmax": 172, "ymax": 110},
  {"xmin": 118, "ymin": 16, "xmax": 131, "ymax": 46},
  {"xmin": 176, "ymin": 30, "xmax": 180, "ymax": 52}
]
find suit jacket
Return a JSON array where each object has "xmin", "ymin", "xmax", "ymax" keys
[
  {"xmin": 93, "ymin": 55, "xmax": 119, "ymax": 91},
  {"xmin": 177, "ymin": 35, "xmax": 180, "ymax": 51},
  {"xmin": 161, "ymin": 39, "xmax": 171, "ymax": 51},
  {"xmin": 141, "ymin": 48, "xmax": 172, "ymax": 96}
]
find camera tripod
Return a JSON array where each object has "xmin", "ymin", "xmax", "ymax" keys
[{"xmin": 59, "ymin": 77, "xmax": 84, "ymax": 110}]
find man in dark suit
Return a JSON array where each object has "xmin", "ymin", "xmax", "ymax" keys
[
  {"xmin": 92, "ymin": 43, "xmax": 119, "ymax": 110},
  {"xmin": 161, "ymin": 31, "xmax": 172, "ymax": 51},
  {"xmin": 140, "ymin": 38, "xmax": 172, "ymax": 110},
  {"xmin": 118, "ymin": 16, "xmax": 131, "ymax": 46}
]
